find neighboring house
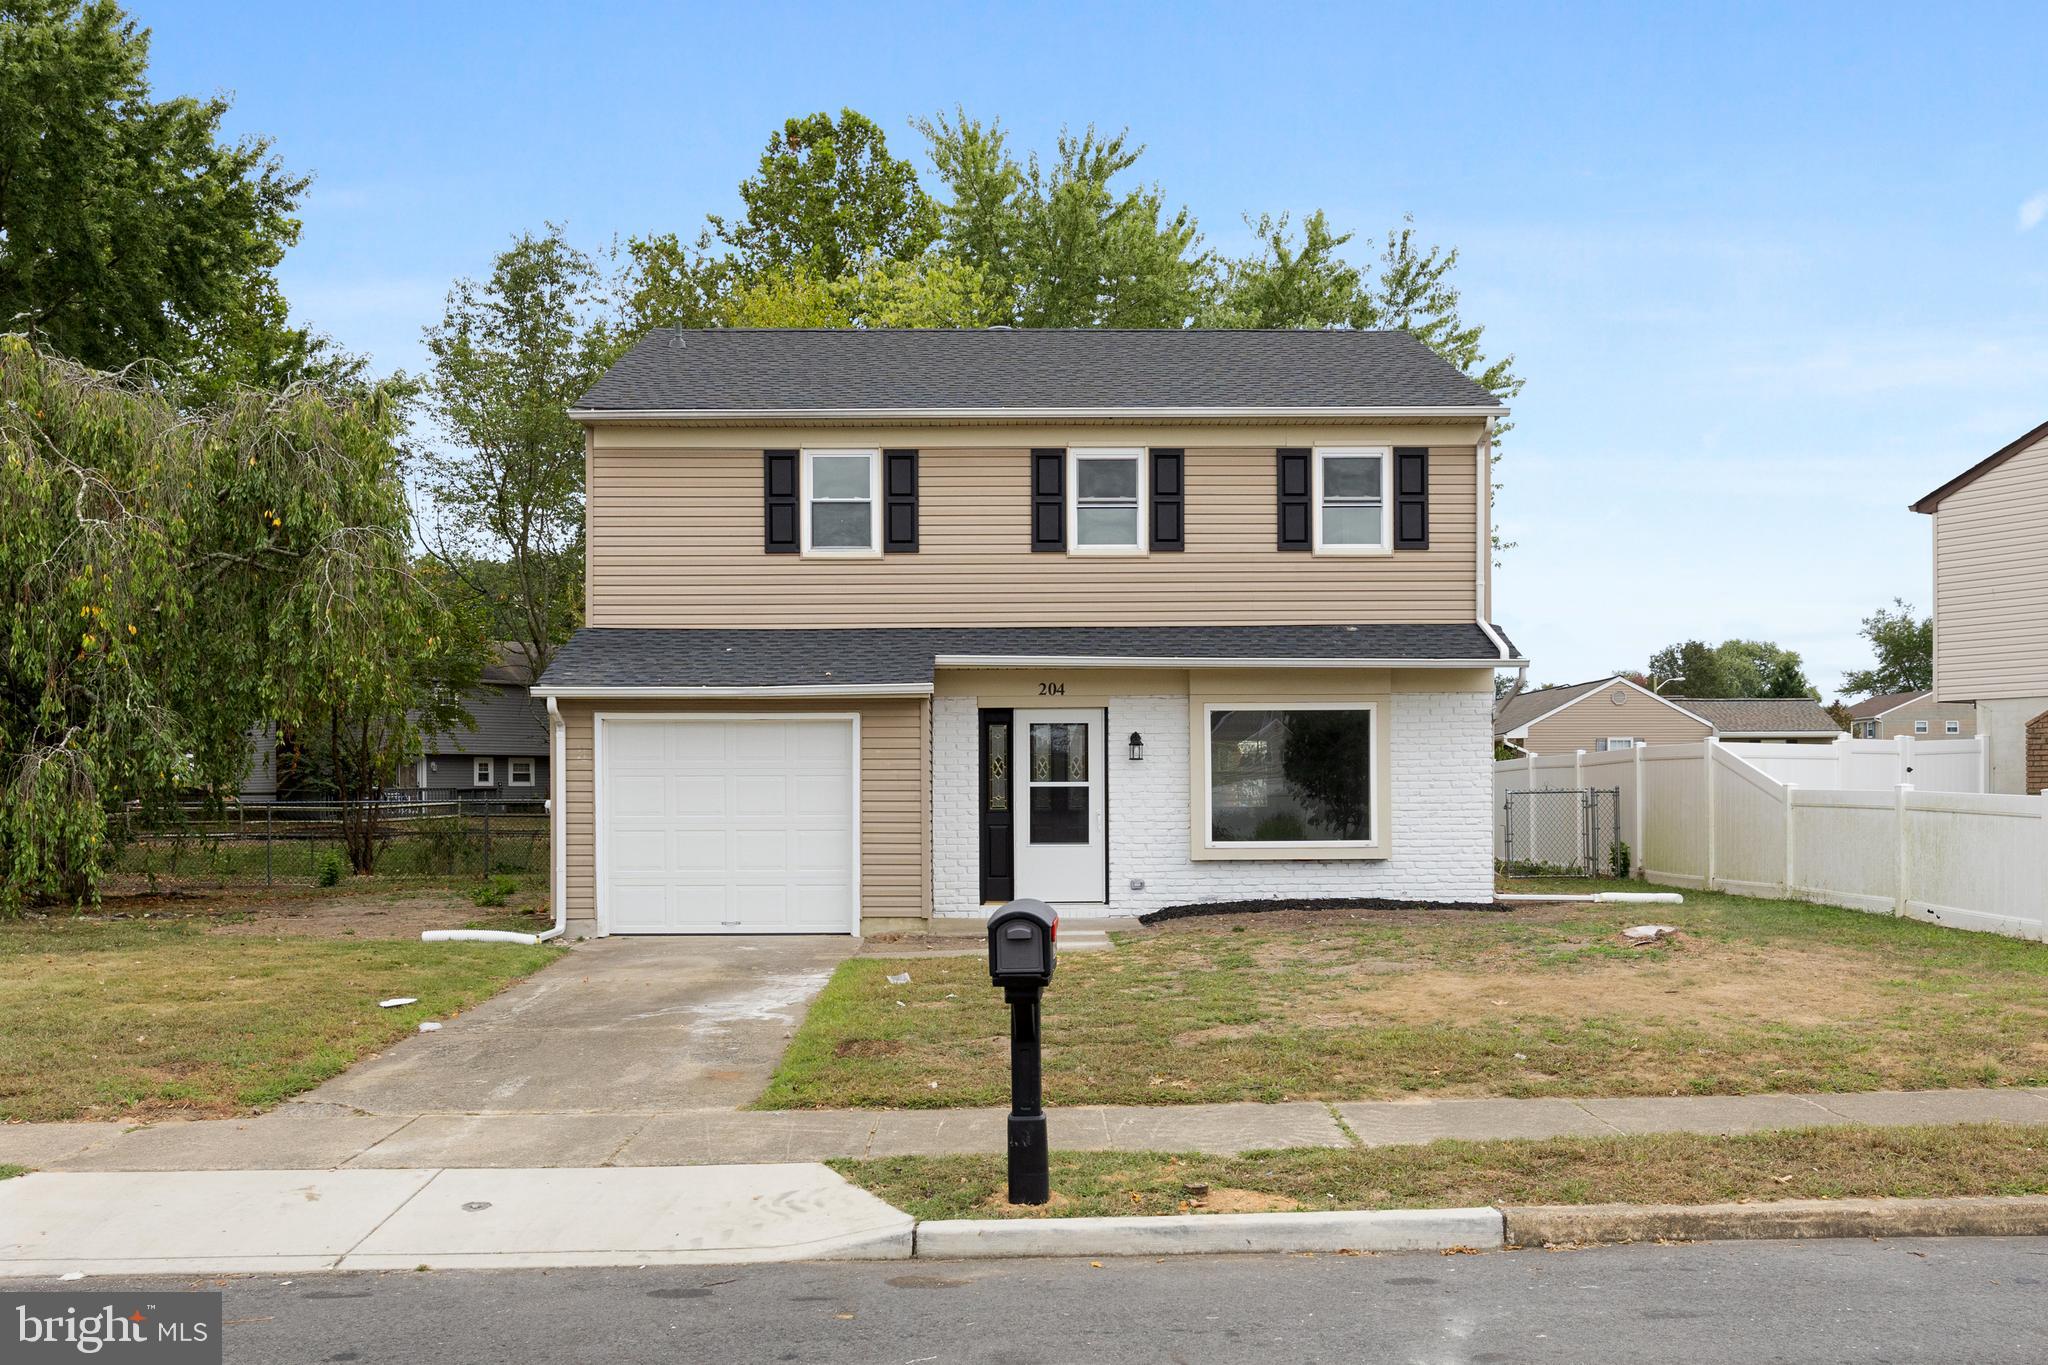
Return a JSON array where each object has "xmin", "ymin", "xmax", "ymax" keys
[
  {"xmin": 406, "ymin": 644, "xmax": 551, "ymax": 797},
  {"xmin": 1913, "ymin": 418, "xmax": 2048, "ymax": 795},
  {"xmin": 1843, "ymin": 690, "xmax": 1974, "ymax": 740},
  {"xmin": 1493, "ymin": 677, "xmax": 1710, "ymax": 755},
  {"xmin": 238, "ymin": 644, "xmax": 549, "ymax": 801},
  {"xmin": 532, "ymin": 328, "xmax": 1522, "ymax": 938},
  {"xmin": 1494, "ymin": 677, "xmax": 1841, "ymax": 754}
]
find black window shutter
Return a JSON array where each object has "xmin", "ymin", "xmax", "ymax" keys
[
  {"xmin": 1393, "ymin": 446, "xmax": 1429, "ymax": 549},
  {"xmin": 764, "ymin": 450, "xmax": 799, "ymax": 553},
  {"xmin": 1276, "ymin": 448, "xmax": 1311, "ymax": 550},
  {"xmin": 883, "ymin": 449, "xmax": 919, "ymax": 553},
  {"xmin": 1149, "ymin": 448, "xmax": 1185, "ymax": 551},
  {"xmin": 1031, "ymin": 448, "xmax": 1065, "ymax": 552}
]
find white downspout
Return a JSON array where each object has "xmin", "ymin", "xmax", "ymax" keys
[
  {"xmin": 538, "ymin": 695, "xmax": 566, "ymax": 941},
  {"xmin": 420, "ymin": 695, "xmax": 568, "ymax": 946}
]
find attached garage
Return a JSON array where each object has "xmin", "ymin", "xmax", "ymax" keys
[{"xmin": 595, "ymin": 715, "xmax": 859, "ymax": 934}]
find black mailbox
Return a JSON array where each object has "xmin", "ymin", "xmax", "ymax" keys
[{"xmin": 988, "ymin": 898, "xmax": 1058, "ymax": 986}]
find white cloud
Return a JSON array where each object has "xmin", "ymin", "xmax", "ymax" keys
[{"xmin": 2021, "ymin": 191, "xmax": 2048, "ymax": 232}]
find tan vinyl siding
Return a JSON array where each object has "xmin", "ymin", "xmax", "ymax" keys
[
  {"xmin": 585, "ymin": 430, "xmax": 1482, "ymax": 628},
  {"xmin": 1932, "ymin": 431, "xmax": 2048, "ymax": 703},
  {"xmin": 1860, "ymin": 693, "xmax": 1977, "ymax": 739},
  {"xmin": 1521, "ymin": 686, "xmax": 1711, "ymax": 755},
  {"xmin": 557, "ymin": 695, "xmax": 930, "ymax": 929}
]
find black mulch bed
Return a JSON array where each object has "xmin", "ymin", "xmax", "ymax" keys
[{"xmin": 1137, "ymin": 896, "xmax": 1505, "ymax": 925}]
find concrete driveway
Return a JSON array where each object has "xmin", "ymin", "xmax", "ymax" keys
[{"xmin": 295, "ymin": 937, "xmax": 854, "ymax": 1116}]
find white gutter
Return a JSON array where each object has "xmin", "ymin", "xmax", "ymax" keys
[
  {"xmin": 530, "ymin": 682, "xmax": 934, "ymax": 700},
  {"xmin": 932, "ymin": 655, "xmax": 1527, "ymax": 670},
  {"xmin": 421, "ymin": 697, "xmax": 567, "ymax": 946},
  {"xmin": 569, "ymin": 404, "xmax": 1508, "ymax": 424}
]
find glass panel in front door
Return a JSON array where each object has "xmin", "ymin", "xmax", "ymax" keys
[
  {"xmin": 1028, "ymin": 722, "xmax": 1089, "ymax": 844},
  {"xmin": 1029, "ymin": 723, "xmax": 1088, "ymax": 781}
]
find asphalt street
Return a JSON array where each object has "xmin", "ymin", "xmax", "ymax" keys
[{"xmin": 23, "ymin": 1236, "xmax": 2048, "ymax": 1364}]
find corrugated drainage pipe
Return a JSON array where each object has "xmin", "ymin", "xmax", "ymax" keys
[{"xmin": 422, "ymin": 928, "xmax": 539, "ymax": 945}]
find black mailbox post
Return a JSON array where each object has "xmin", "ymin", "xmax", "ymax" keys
[{"xmin": 987, "ymin": 898, "xmax": 1058, "ymax": 1204}]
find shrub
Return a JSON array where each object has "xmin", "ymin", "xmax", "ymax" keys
[
  {"xmin": 469, "ymin": 874, "xmax": 519, "ymax": 908},
  {"xmin": 1610, "ymin": 839, "xmax": 1632, "ymax": 879},
  {"xmin": 314, "ymin": 850, "xmax": 345, "ymax": 887}
]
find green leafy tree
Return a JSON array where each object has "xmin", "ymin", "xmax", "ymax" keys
[
  {"xmin": 1841, "ymin": 599, "xmax": 1934, "ymax": 697},
  {"xmin": 720, "ymin": 257, "xmax": 996, "ymax": 330},
  {"xmin": 1649, "ymin": 638, "xmax": 1814, "ymax": 699},
  {"xmin": 1196, "ymin": 212, "xmax": 1372, "ymax": 330},
  {"xmin": 919, "ymin": 112, "xmax": 1209, "ymax": 327},
  {"xmin": 419, "ymin": 227, "xmax": 612, "ymax": 684},
  {"xmin": 0, "ymin": 2, "xmax": 349, "ymax": 391},
  {"xmin": 710, "ymin": 110, "xmax": 938, "ymax": 282},
  {"xmin": 0, "ymin": 336, "xmax": 480, "ymax": 902}
]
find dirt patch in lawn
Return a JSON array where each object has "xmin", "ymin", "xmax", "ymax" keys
[
  {"xmin": 1328, "ymin": 943, "xmax": 1890, "ymax": 1030},
  {"xmin": 42, "ymin": 886, "xmax": 550, "ymax": 941}
]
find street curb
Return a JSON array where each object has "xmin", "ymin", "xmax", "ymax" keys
[
  {"xmin": 1503, "ymin": 1195, "xmax": 2048, "ymax": 1247},
  {"xmin": 912, "ymin": 1207, "xmax": 1504, "ymax": 1259}
]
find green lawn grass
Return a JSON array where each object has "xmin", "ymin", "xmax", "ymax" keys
[
  {"xmin": 0, "ymin": 1164, "xmax": 26, "ymax": 1180},
  {"xmin": 834, "ymin": 1122, "xmax": 2048, "ymax": 1220},
  {"xmin": 761, "ymin": 879, "xmax": 2048, "ymax": 1109},
  {"xmin": 0, "ymin": 915, "xmax": 559, "ymax": 1121}
]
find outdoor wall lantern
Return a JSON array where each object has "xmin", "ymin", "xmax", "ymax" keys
[{"xmin": 1128, "ymin": 732, "xmax": 1145, "ymax": 761}]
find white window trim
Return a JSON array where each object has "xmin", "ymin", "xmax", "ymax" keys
[
  {"xmin": 1913, "ymin": 720, "xmax": 1929, "ymax": 734},
  {"xmin": 1311, "ymin": 446, "xmax": 1393, "ymax": 555},
  {"xmin": 1065, "ymin": 447, "xmax": 1147, "ymax": 556},
  {"xmin": 1201, "ymin": 700, "xmax": 1380, "ymax": 851},
  {"xmin": 799, "ymin": 448, "xmax": 882, "ymax": 557},
  {"xmin": 1599, "ymin": 737, "xmax": 1637, "ymax": 751},
  {"xmin": 1945, "ymin": 720, "xmax": 1961, "ymax": 735},
  {"xmin": 472, "ymin": 757, "xmax": 494, "ymax": 787},
  {"xmin": 507, "ymin": 757, "xmax": 536, "ymax": 787}
]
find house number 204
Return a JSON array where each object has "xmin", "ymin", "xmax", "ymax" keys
[{"xmin": 1038, "ymin": 682, "xmax": 1065, "ymax": 696}]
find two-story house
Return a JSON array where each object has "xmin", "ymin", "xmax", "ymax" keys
[
  {"xmin": 531, "ymin": 329, "xmax": 1521, "ymax": 937},
  {"xmin": 1913, "ymin": 418, "xmax": 2048, "ymax": 794}
]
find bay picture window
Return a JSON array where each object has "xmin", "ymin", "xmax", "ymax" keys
[{"xmin": 1204, "ymin": 703, "xmax": 1376, "ymax": 848}]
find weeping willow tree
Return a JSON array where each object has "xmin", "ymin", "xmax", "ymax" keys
[{"xmin": 0, "ymin": 335, "xmax": 482, "ymax": 905}]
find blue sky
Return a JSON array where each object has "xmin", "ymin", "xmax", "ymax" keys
[{"xmin": 142, "ymin": 1, "xmax": 2047, "ymax": 698}]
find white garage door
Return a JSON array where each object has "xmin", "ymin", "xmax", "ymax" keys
[{"xmin": 598, "ymin": 717, "xmax": 857, "ymax": 934}]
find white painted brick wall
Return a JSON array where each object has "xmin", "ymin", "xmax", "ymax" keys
[
  {"xmin": 932, "ymin": 695, "xmax": 984, "ymax": 918},
  {"xmin": 932, "ymin": 690, "xmax": 1495, "ymax": 917}
]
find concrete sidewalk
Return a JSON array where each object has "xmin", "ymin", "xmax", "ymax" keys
[
  {"xmin": 0, "ymin": 1165, "xmax": 913, "ymax": 1276},
  {"xmin": 8, "ymin": 1086, "xmax": 2048, "ymax": 1173}
]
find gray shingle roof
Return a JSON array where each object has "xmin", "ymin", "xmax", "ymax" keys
[
  {"xmin": 1667, "ymin": 697, "xmax": 1843, "ymax": 736},
  {"xmin": 1492, "ymin": 678, "xmax": 1623, "ymax": 735},
  {"xmin": 1843, "ymin": 689, "xmax": 1929, "ymax": 720},
  {"xmin": 534, "ymin": 625, "xmax": 1517, "ymax": 692},
  {"xmin": 576, "ymin": 328, "xmax": 1504, "ymax": 414}
]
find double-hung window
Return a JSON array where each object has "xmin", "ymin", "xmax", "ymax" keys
[
  {"xmin": 1914, "ymin": 720, "xmax": 1929, "ymax": 735},
  {"xmin": 1204, "ymin": 703, "xmax": 1377, "ymax": 848},
  {"xmin": 801, "ymin": 449, "xmax": 880, "ymax": 555},
  {"xmin": 1067, "ymin": 449, "xmax": 1145, "ymax": 554},
  {"xmin": 508, "ymin": 758, "xmax": 535, "ymax": 787},
  {"xmin": 472, "ymin": 757, "xmax": 494, "ymax": 787},
  {"xmin": 1945, "ymin": 720, "xmax": 1960, "ymax": 735},
  {"xmin": 1313, "ymin": 447, "xmax": 1391, "ymax": 553}
]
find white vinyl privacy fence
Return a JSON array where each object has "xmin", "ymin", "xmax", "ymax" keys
[{"xmin": 1496, "ymin": 734, "xmax": 2047, "ymax": 942}]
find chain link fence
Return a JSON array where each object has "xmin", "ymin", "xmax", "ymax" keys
[
  {"xmin": 1500, "ymin": 787, "xmax": 1622, "ymax": 877},
  {"xmin": 107, "ymin": 798, "xmax": 549, "ymax": 893}
]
